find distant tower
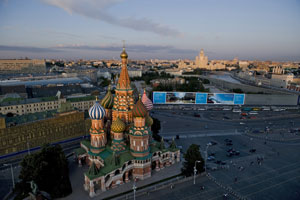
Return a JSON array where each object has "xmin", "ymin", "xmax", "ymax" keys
[
  {"xmin": 195, "ymin": 49, "xmax": 208, "ymax": 68},
  {"xmin": 88, "ymin": 98, "xmax": 107, "ymax": 154},
  {"xmin": 112, "ymin": 42, "xmax": 135, "ymax": 124}
]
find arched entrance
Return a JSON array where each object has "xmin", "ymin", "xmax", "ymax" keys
[{"xmin": 151, "ymin": 161, "xmax": 156, "ymax": 170}]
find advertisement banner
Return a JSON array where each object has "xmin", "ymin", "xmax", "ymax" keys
[
  {"xmin": 153, "ymin": 92, "xmax": 166, "ymax": 104},
  {"xmin": 166, "ymin": 92, "xmax": 195, "ymax": 104},
  {"xmin": 195, "ymin": 93, "xmax": 207, "ymax": 104},
  {"xmin": 153, "ymin": 92, "xmax": 245, "ymax": 105}
]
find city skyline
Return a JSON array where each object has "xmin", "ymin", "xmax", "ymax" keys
[{"xmin": 0, "ymin": 0, "xmax": 300, "ymax": 61}]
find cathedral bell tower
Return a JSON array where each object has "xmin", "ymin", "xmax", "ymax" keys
[{"xmin": 112, "ymin": 43, "xmax": 135, "ymax": 124}]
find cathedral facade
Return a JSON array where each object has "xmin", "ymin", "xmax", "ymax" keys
[{"xmin": 77, "ymin": 47, "xmax": 180, "ymax": 197}]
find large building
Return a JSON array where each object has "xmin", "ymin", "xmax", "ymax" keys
[
  {"xmin": 0, "ymin": 104, "xmax": 91, "ymax": 156},
  {"xmin": 195, "ymin": 49, "xmax": 208, "ymax": 68},
  {"xmin": 76, "ymin": 48, "xmax": 180, "ymax": 197},
  {"xmin": 0, "ymin": 59, "xmax": 46, "ymax": 74},
  {"xmin": 178, "ymin": 49, "xmax": 226, "ymax": 70},
  {"xmin": 0, "ymin": 96, "xmax": 95, "ymax": 116}
]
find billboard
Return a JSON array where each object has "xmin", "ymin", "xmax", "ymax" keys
[{"xmin": 153, "ymin": 92, "xmax": 245, "ymax": 105}]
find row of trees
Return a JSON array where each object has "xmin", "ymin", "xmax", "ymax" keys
[
  {"xmin": 153, "ymin": 77, "xmax": 209, "ymax": 92},
  {"xmin": 131, "ymin": 71, "xmax": 174, "ymax": 85}
]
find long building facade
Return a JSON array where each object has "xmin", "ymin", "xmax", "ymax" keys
[{"xmin": 77, "ymin": 48, "xmax": 180, "ymax": 197}]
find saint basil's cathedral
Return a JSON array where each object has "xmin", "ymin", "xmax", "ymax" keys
[{"xmin": 77, "ymin": 47, "xmax": 180, "ymax": 197}]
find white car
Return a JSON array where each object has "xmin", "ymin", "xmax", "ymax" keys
[{"xmin": 249, "ymin": 111, "xmax": 258, "ymax": 115}]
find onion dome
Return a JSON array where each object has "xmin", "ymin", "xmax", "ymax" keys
[
  {"xmin": 88, "ymin": 99, "xmax": 106, "ymax": 120},
  {"xmin": 101, "ymin": 86, "xmax": 114, "ymax": 109},
  {"xmin": 120, "ymin": 48, "xmax": 128, "ymax": 59},
  {"xmin": 132, "ymin": 97, "xmax": 148, "ymax": 118},
  {"xmin": 146, "ymin": 115, "xmax": 153, "ymax": 127},
  {"xmin": 141, "ymin": 90, "xmax": 153, "ymax": 111},
  {"xmin": 111, "ymin": 117, "xmax": 126, "ymax": 133}
]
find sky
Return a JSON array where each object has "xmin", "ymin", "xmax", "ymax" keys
[{"xmin": 0, "ymin": 0, "xmax": 300, "ymax": 61}]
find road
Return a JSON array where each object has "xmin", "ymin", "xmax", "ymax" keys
[{"xmin": 135, "ymin": 109, "xmax": 300, "ymax": 200}]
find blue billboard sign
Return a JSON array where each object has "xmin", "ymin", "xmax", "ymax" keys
[
  {"xmin": 153, "ymin": 92, "xmax": 166, "ymax": 104},
  {"xmin": 234, "ymin": 94, "xmax": 245, "ymax": 105},
  {"xmin": 152, "ymin": 92, "xmax": 245, "ymax": 105},
  {"xmin": 195, "ymin": 93, "xmax": 207, "ymax": 104}
]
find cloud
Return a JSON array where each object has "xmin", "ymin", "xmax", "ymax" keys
[
  {"xmin": 41, "ymin": 0, "xmax": 181, "ymax": 37},
  {"xmin": 0, "ymin": 45, "xmax": 61, "ymax": 53}
]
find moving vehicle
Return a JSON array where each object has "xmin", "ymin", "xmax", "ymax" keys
[{"xmin": 249, "ymin": 111, "xmax": 258, "ymax": 115}]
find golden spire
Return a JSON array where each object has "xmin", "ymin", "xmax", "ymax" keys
[
  {"xmin": 120, "ymin": 40, "xmax": 128, "ymax": 59},
  {"xmin": 118, "ymin": 43, "xmax": 131, "ymax": 89}
]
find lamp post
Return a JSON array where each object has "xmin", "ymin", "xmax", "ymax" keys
[
  {"xmin": 4, "ymin": 164, "xmax": 15, "ymax": 189},
  {"xmin": 193, "ymin": 160, "xmax": 201, "ymax": 185},
  {"xmin": 205, "ymin": 143, "xmax": 212, "ymax": 174},
  {"xmin": 250, "ymin": 138, "xmax": 253, "ymax": 149},
  {"xmin": 133, "ymin": 178, "xmax": 137, "ymax": 200},
  {"xmin": 27, "ymin": 136, "xmax": 30, "ymax": 155}
]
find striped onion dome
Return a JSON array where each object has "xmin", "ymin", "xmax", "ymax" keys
[
  {"xmin": 132, "ymin": 97, "xmax": 148, "ymax": 118},
  {"xmin": 111, "ymin": 117, "xmax": 126, "ymax": 133},
  {"xmin": 88, "ymin": 100, "xmax": 106, "ymax": 120},
  {"xmin": 101, "ymin": 86, "xmax": 114, "ymax": 109},
  {"xmin": 145, "ymin": 115, "xmax": 153, "ymax": 127},
  {"xmin": 141, "ymin": 90, "xmax": 153, "ymax": 111}
]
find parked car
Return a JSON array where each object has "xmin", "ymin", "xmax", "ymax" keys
[
  {"xmin": 207, "ymin": 156, "xmax": 215, "ymax": 161},
  {"xmin": 249, "ymin": 148, "xmax": 256, "ymax": 153},
  {"xmin": 208, "ymin": 141, "xmax": 217, "ymax": 146},
  {"xmin": 224, "ymin": 139, "xmax": 232, "ymax": 143}
]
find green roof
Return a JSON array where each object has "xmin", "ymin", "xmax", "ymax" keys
[
  {"xmin": 74, "ymin": 147, "xmax": 86, "ymax": 155},
  {"xmin": 85, "ymin": 147, "xmax": 134, "ymax": 180},
  {"xmin": 4, "ymin": 110, "xmax": 57, "ymax": 126},
  {"xmin": 67, "ymin": 96, "xmax": 95, "ymax": 102},
  {"xmin": 88, "ymin": 162, "xmax": 100, "ymax": 177}
]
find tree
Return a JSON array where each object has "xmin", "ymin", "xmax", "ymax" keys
[
  {"xmin": 231, "ymin": 88, "xmax": 244, "ymax": 93},
  {"xmin": 151, "ymin": 117, "xmax": 161, "ymax": 142},
  {"xmin": 181, "ymin": 144, "xmax": 205, "ymax": 177},
  {"xmin": 17, "ymin": 144, "xmax": 72, "ymax": 199}
]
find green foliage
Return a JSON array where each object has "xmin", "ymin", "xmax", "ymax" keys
[
  {"xmin": 202, "ymin": 78, "xmax": 210, "ymax": 84},
  {"xmin": 99, "ymin": 77, "xmax": 111, "ymax": 87},
  {"xmin": 182, "ymin": 68, "xmax": 203, "ymax": 75},
  {"xmin": 153, "ymin": 77, "xmax": 208, "ymax": 92},
  {"xmin": 151, "ymin": 117, "xmax": 161, "ymax": 142},
  {"xmin": 181, "ymin": 144, "xmax": 205, "ymax": 177},
  {"xmin": 17, "ymin": 144, "xmax": 72, "ymax": 198},
  {"xmin": 131, "ymin": 72, "xmax": 174, "ymax": 85},
  {"xmin": 231, "ymin": 88, "xmax": 244, "ymax": 93}
]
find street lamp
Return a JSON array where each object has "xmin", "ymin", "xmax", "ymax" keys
[
  {"xmin": 132, "ymin": 178, "xmax": 137, "ymax": 200},
  {"xmin": 204, "ymin": 143, "xmax": 212, "ymax": 174},
  {"xmin": 4, "ymin": 164, "xmax": 15, "ymax": 189},
  {"xmin": 193, "ymin": 160, "xmax": 201, "ymax": 185},
  {"xmin": 27, "ymin": 136, "xmax": 30, "ymax": 155}
]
